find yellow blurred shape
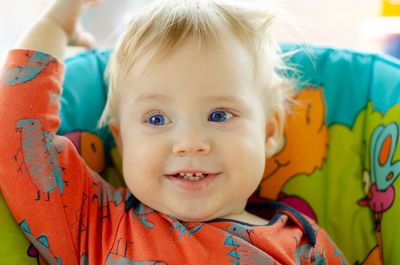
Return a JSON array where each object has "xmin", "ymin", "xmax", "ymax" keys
[{"xmin": 382, "ymin": 0, "xmax": 400, "ymax": 16}]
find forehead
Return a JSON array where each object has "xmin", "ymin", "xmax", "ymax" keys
[{"xmin": 122, "ymin": 35, "xmax": 258, "ymax": 101}]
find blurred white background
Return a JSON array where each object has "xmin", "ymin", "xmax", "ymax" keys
[{"xmin": 0, "ymin": 0, "xmax": 399, "ymax": 60}]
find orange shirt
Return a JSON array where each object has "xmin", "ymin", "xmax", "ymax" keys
[{"xmin": 0, "ymin": 49, "xmax": 348, "ymax": 265}]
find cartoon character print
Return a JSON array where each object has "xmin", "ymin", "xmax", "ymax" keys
[
  {"xmin": 294, "ymin": 245, "xmax": 329, "ymax": 265},
  {"xmin": 90, "ymin": 172, "xmax": 123, "ymax": 220},
  {"xmin": 27, "ymin": 244, "xmax": 51, "ymax": 265},
  {"xmin": 260, "ymin": 87, "xmax": 327, "ymax": 221},
  {"xmin": 261, "ymin": 87, "xmax": 328, "ymax": 199},
  {"xmin": 223, "ymin": 234, "xmax": 274, "ymax": 265},
  {"xmin": 293, "ymin": 233, "xmax": 347, "ymax": 265},
  {"xmin": 359, "ymin": 123, "xmax": 400, "ymax": 232},
  {"xmin": 106, "ymin": 238, "xmax": 168, "ymax": 265},
  {"xmin": 131, "ymin": 202, "xmax": 156, "ymax": 229},
  {"xmin": 167, "ymin": 216, "xmax": 203, "ymax": 240},
  {"xmin": 19, "ymin": 220, "xmax": 63, "ymax": 265},
  {"xmin": 14, "ymin": 118, "xmax": 67, "ymax": 201},
  {"xmin": 225, "ymin": 223, "xmax": 254, "ymax": 244},
  {"xmin": 2, "ymin": 50, "xmax": 54, "ymax": 86}
]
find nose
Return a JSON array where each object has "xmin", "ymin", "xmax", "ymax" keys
[{"xmin": 172, "ymin": 125, "xmax": 211, "ymax": 156}]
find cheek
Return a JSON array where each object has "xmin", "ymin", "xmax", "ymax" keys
[
  {"xmin": 217, "ymin": 135, "xmax": 265, "ymax": 201},
  {"xmin": 236, "ymin": 139, "xmax": 265, "ymax": 175},
  {"xmin": 121, "ymin": 128, "xmax": 168, "ymax": 178},
  {"xmin": 218, "ymin": 126, "xmax": 266, "ymax": 177},
  {"xmin": 122, "ymin": 136, "xmax": 165, "ymax": 200}
]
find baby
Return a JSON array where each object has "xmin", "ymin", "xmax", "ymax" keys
[{"xmin": 0, "ymin": 0, "xmax": 348, "ymax": 264}]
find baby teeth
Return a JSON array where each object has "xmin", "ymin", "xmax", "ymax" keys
[
  {"xmin": 184, "ymin": 175, "xmax": 203, "ymax": 181},
  {"xmin": 177, "ymin": 172, "xmax": 207, "ymax": 181}
]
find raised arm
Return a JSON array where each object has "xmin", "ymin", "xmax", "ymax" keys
[
  {"xmin": 16, "ymin": 0, "xmax": 99, "ymax": 60},
  {"xmin": 0, "ymin": 1, "xmax": 128, "ymax": 264}
]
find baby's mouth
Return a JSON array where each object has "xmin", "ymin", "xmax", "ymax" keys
[{"xmin": 165, "ymin": 172, "xmax": 220, "ymax": 191}]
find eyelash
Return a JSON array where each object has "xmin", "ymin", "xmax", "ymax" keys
[
  {"xmin": 212, "ymin": 107, "xmax": 236, "ymax": 114},
  {"xmin": 142, "ymin": 110, "xmax": 167, "ymax": 124},
  {"xmin": 208, "ymin": 107, "xmax": 236, "ymax": 121},
  {"xmin": 142, "ymin": 107, "xmax": 237, "ymax": 125}
]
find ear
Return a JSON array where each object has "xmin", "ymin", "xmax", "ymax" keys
[
  {"xmin": 265, "ymin": 110, "xmax": 284, "ymax": 158},
  {"xmin": 109, "ymin": 119, "xmax": 123, "ymax": 156}
]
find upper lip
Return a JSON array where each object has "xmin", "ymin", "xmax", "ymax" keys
[{"xmin": 166, "ymin": 169, "xmax": 218, "ymax": 175}]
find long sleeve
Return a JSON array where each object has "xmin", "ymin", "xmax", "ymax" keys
[{"xmin": 0, "ymin": 49, "xmax": 127, "ymax": 265}]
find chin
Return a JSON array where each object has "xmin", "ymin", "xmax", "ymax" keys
[
  {"xmin": 170, "ymin": 209, "xmax": 219, "ymax": 223},
  {"xmin": 175, "ymin": 215, "xmax": 213, "ymax": 223}
]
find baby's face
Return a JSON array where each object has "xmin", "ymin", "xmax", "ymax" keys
[{"xmin": 112, "ymin": 36, "xmax": 274, "ymax": 222}]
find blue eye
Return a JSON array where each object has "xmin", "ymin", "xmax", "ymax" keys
[
  {"xmin": 146, "ymin": 112, "xmax": 171, "ymax": 126},
  {"xmin": 208, "ymin": 110, "xmax": 233, "ymax": 122},
  {"xmin": 149, "ymin": 115, "xmax": 165, "ymax": 125}
]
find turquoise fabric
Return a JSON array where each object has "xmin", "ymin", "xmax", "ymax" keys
[
  {"xmin": 59, "ymin": 49, "xmax": 113, "ymax": 149},
  {"xmin": 281, "ymin": 44, "xmax": 400, "ymax": 126}
]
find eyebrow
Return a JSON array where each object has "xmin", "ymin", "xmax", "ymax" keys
[
  {"xmin": 202, "ymin": 95, "xmax": 246, "ymax": 105},
  {"xmin": 132, "ymin": 93, "xmax": 172, "ymax": 105},
  {"xmin": 131, "ymin": 93, "xmax": 247, "ymax": 106}
]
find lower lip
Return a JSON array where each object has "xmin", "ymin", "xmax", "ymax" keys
[{"xmin": 165, "ymin": 173, "xmax": 220, "ymax": 191}]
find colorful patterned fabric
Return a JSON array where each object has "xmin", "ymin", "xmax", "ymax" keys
[
  {"xmin": 0, "ymin": 49, "xmax": 347, "ymax": 264},
  {"xmin": 261, "ymin": 45, "xmax": 400, "ymax": 265}
]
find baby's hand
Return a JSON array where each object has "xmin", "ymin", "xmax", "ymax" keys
[{"xmin": 45, "ymin": 0, "xmax": 101, "ymax": 49}]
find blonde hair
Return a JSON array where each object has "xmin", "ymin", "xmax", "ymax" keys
[{"xmin": 98, "ymin": 0, "xmax": 294, "ymax": 128}]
